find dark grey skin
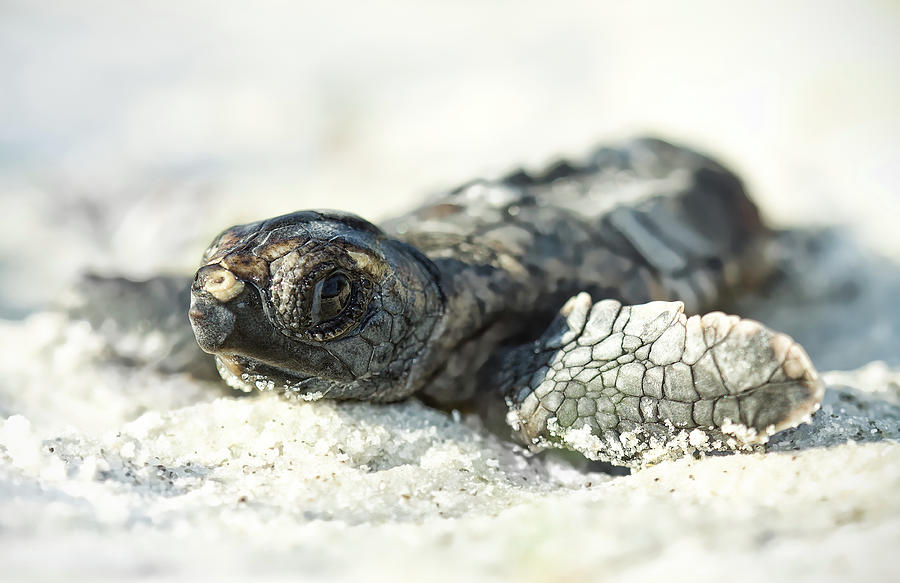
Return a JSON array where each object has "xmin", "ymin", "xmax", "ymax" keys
[
  {"xmin": 190, "ymin": 210, "xmax": 443, "ymax": 401},
  {"xmin": 189, "ymin": 138, "xmax": 823, "ymax": 467}
]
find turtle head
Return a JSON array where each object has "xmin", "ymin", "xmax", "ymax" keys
[{"xmin": 189, "ymin": 210, "xmax": 443, "ymax": 401}]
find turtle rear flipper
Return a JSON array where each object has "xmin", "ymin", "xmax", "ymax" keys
[
  {"xmin": 62, "ymin": 274, "xmax": 217, "ymax": 379},
  {"xmin": 498, "ymin": 293, "xmax": 824, "ymax": 468}
]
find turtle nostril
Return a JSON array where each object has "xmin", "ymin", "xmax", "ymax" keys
[{"xmin": 198, "ymin": 265, "xmax": 245, "ymax": 302}]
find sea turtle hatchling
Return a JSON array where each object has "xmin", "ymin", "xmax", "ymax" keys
[{"xmin": 184, "ymin": 137, "xmax": 824, "ymax": 468}]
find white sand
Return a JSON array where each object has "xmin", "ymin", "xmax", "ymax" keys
[
  {"xmin": 1, "ymin": 2, "xmax": 899, "ymax": 581},
  {"xmin": 1, "ymin": 311, "xmax": 898, "ymax": 582}
]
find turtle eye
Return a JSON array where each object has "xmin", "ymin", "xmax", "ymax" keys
[
  {"xmin": 268, "ymin": 252, "xmax": 376, "ymax": 342},
  {"xmin": 311, "ymin": 271, "xmax": 351, "ymax": 325}
]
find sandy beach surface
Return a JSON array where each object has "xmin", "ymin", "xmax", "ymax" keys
[{"xmin": 1, "ymin": 2, "xmax": 899, "ymax": 581}]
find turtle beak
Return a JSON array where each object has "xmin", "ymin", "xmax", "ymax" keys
[{"xmin": 189, "ymin": 264, "xmax": 239, "ymax": 353}]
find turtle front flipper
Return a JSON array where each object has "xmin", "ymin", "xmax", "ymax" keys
[
  {"xmin": 62, "ymin": 273, "xmax": 218, "ymax": 379},
  {"xmin": 496, "ymin": 293, "xmax": 824, "ymax": 468}
]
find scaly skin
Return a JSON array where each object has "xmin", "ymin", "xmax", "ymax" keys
[
  {"xmin": 493, "ymin": 295, "xmax": 822, "ymax": 466},
  {"xmin": 188, "ymin": 137, "xmax": 824, "ymax": 467}
]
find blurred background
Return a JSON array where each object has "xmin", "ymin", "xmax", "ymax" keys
[{"xmin": 1, "ymin": 0, "xmax": 898, "ymax": 318}]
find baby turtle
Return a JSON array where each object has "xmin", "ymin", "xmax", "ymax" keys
[{"xmin": 188, "ymin": 137, "xmax": 824, "ymax": 467}]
